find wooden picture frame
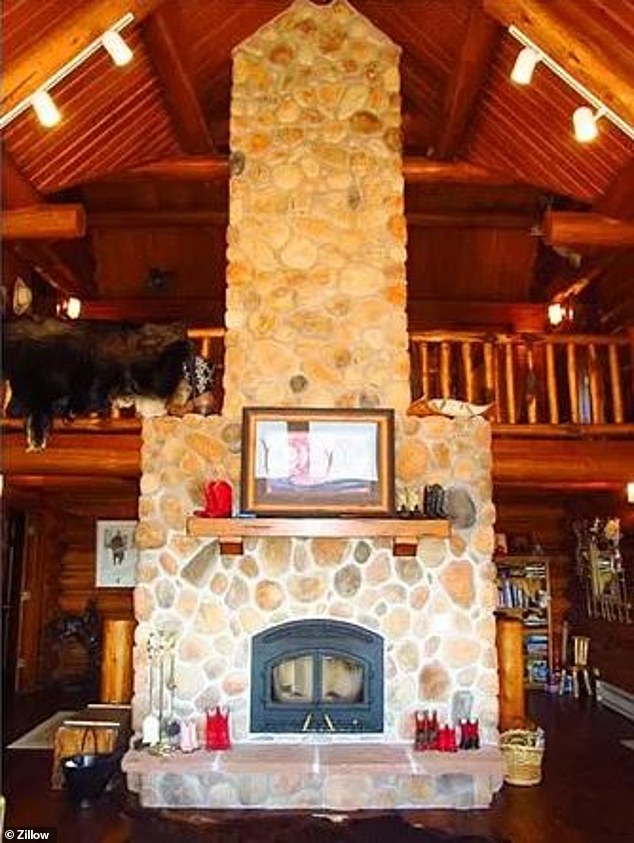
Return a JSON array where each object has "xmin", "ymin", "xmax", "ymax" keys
[
  {"xmin": 95, "ymin": 520, "xmax": 139, "ymax": 587},
  {"xmin": 241, "ymin": 407, "xmax": 395, "ymax": 517}
]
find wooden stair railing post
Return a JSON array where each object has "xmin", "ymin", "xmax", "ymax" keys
[
  {"xmin": 504, "ymin": 341, "xmax": 516, "ymax": 424},
  {"xmin": 567, "ymin": 342, "xmax": 580, "ymax": 423},
  {"xmin": 100, "ymin": 617, "xmax": 135, "ymax": 704},
  {"xmin": 440, "ymin": 341, "xmax": 451, "ymax": 397},
  {"xmin": 545, "ymin": 341, "xmax": 559, "ymax": 425},
  {"xmin": 461, "ymin": 341, "xmax": 474, "ymax": 402},
  {"xmin": 587, "ymin": 343, "xmax": 604, "ymax": 424},
  {"xmin": 608, "ymin": 343, "xmax": 624, "ymax": 423},
  {"xmin": 421, "ymin": 342, "xmax": 430, "ymax": 399},
  {"xmin": 525, "ymin": 342, "xmax": 538, "ymax": 423}
]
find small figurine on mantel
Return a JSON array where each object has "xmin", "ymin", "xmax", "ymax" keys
[{"xmin": 396, "ymin": 487, "xmax": 422, "ymax": 518}]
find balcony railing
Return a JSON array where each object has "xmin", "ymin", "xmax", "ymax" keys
[
  {"xmin": 409, "ymin": 331, "xmax": 634, "ymax": 433},
  {"xmin": 3, "ymin": 328, "xmax": 632, "ymax": 435}
]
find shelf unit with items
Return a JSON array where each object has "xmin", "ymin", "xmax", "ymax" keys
[{"xmin": 495, "ymin": 556, "xmax": 553, "ymax": 690}]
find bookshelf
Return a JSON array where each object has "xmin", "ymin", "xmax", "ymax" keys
[{"xmin": 495, "ymin": 556, "xmax": 552, "ymax": 690}]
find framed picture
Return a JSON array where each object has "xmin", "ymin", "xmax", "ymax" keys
[
  {"xmin": 95, "ymin": 520, "xmax": 139, "ymax": 587},
  {"xmin": 241, "ymin": 407, "xmax": 395, "ymax": 517}
]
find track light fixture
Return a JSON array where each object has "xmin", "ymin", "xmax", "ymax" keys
[
  {"xmin": 510, "ymin": 46, "xmax": 540, "ymax": 86},
  {"xmin": 31, "ymin": 90, "xmax": 61, "ymax": 127},
  {"xmin": 572, "ymin": 106, "xmax": 599, "ymax": 143},
  {"xmin": 508, "ymin": 26, "xmax": 634, "ymax": 143},
  {"xmin": 102, "ymin": 30, "xmax": 133, "ymax": 67},
  {"xmin": 0, "ymin": 12, "xmax": 135, "ymax": 130}
]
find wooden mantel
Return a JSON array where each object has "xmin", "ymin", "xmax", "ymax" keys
[{"xmin": 186, "ymin": 516, "xmax": 449, "ymax": 555}]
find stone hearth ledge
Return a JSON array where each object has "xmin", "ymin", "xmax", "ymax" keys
[{"xmin": 122, "ymin": 744, "xmax": 504, "ymax": 810}]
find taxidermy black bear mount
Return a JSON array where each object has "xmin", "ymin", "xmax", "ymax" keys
[{"xmin": 3, "ymin": 317, "xmax": 195, "ymax": 451}]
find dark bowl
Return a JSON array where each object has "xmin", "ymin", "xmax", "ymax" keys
[{"xmin": 62, "ymin": 752, "xmax": 119, "ymax": 804}]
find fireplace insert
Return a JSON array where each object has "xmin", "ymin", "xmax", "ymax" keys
[{"xmin": 250, "ymin": 619, "xmax": 383, "ymax": 733}]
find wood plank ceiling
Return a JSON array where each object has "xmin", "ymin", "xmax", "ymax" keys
[{"xmin": 1, "ymin": 0, "xmax": 633, "ymax": 330}]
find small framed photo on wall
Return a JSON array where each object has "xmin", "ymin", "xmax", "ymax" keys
[{"xmin": 95, "ymin": 520, "xmax": 139, "ymax": 587}]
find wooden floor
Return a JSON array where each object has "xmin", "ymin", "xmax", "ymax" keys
[{"xmin": 2, "ymin": 691, "xmax": 634, "ymax": 843}]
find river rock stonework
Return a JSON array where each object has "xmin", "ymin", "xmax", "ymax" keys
[
  {"xmin": 128, "ymin": 0, "xmax": 502, "ymax": 810},
  {"xmin": 223, "ymin": 0, "xmax": 410, "ymax": 416},
  {"xmin": 134, "ymin": 414, "xmax": 498, "ymax": 746}
]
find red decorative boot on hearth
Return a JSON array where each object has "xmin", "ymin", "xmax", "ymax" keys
[{"xmin": 205, "ymin": 707, "xmax": 231, "ymax": 750}]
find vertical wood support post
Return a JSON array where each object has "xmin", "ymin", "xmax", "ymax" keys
[
  {"xmin": 100, "ymin": 618, "xmax": 135, "ymax": 704},
  {"xmin": 496, "ymin": 614, "xmax": 525, "ymax": 731}
]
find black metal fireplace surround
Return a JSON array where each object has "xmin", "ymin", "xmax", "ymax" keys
[{"xmin": 250, "ymin": 619, "xmax": 383, "ymax": 733}]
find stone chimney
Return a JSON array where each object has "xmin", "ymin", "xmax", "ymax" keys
[{"xmin": 222, "ymin": 0, "xmax": 411, "ymax": 417}]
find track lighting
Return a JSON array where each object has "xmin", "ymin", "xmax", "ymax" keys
[
  {"xmin": 102, "ymin": 30, "xmax": 133, "ymax": 67},
  {"xmin": 0, "ymin": 12, "xmax": 134, "ymax": 130},
  {"xmin": 572, "ymin": 106, "xmax": 599, "ymax": 143},
  {"xmin": 31, "ymin": 90, "xmax": 61, "ymax": 127},
  {"xmin": 508, "ymin": 26, "xmax": 634, "ymax": 143},
  {"xmin": 510, "ymin": 47, "xmax": 539, "ymax": 85}
]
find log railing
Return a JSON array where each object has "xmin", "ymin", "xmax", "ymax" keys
[
  {"xmin": 3, "ymin": 328, "xmax": 632, "ymax": 434},
  {"xmin": 409, "ymin": 331, "xmax": 634, "ymax": 431}
]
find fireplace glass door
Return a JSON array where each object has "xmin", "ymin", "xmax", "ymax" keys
[{"xmin": 251, "ymin": 620, "xmax": 383, "ymax": 733}]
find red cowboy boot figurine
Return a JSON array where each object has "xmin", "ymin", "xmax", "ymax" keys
[
  {"xmin": 205, "ymin": 707, "xmax": 231, "ymax": 750},
  {"xmin": 195, "ymin": 481, "xmax": 233, "ymax": 518}
]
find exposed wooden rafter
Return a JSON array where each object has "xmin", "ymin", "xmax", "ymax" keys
[
  {"xmin": 435, "ymin": 6, "xmax": 501, "ymax": 159},
  {"xmin": 88, "ymin": 209, "xmax": 226, "ymax": 227},
  {"xmin": 80, "ymin": 296, "xmax": 225, "ymax": 325},
  {"xmin": 544, "ymin": 210, "xmax": 634, "ymax": 249},
  {"xmin": 86, "ymin": 208, "xmax": 532, "ymax": 229},
  {"xmin": 2, "ymin": 154, "xmax": 96, "ymax": 297},
  {"xmin": 483, "ymin": 0, "xmax": 634, "ymax": 127},
  {"xmin": 404, "ymin": 157, "xmax": 522, "ymax": 185},
  {"xmin": 142, "ymin": 7, "xmax": 216, "ymax": 154},
  {"xmin": 2, "ymin": 205, "xmax": 86, "ymax": 240},
  {"xmin": 108, "ymin": 155, "xmax": 521, "ymax": 186},
  {"xmin": 544, "ymin": 159, "xmax": 634, "ymax": 303},
  {"xmin": 1, "ymin": 0, "xmax": 166, "ymax": 118}
]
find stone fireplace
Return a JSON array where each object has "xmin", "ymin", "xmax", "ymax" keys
[{"xmin": 124, "ymin": 0, "xmax": 503, "ymax": 810}]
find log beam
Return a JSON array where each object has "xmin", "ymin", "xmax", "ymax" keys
[
  {"xmin": 3, "ymin": 429, "xmax": 631, "ymax": 490},
  {"xmin": 87, "ymin": 208, "xmax": 532, "ymax": 230},
  {"xmin": 79, "ymin": 296, "xmax": 225, "ymax": 325},
  {"xmin": 88, "ymin": 209, "xmax": 226, "ymax": 227},
  {"xmin": 436, "ymin": 7, "xmax": 501, "ymax": 159},
  {"xmin": 142, "ymin": 7, "xmax": 215, "ymax": 154},
  {"xmin": 1, "ymin": 432, "xmax": 141, "ymax": 477},
  {"xmin": 2, "ymin": 153, "xmax": 96, "ymax": 297},
  {"xmin": 2, "ymin": 205, "xmax": 86, "ymax": 240},
  {"xmin": 544, "ymin": 210, "xmax": 634, "ymax": 249},
  {"xmin": 109, "ymin": 155, "xmax": 520, "ymax": 186},
  {"xmin": 114, "ymin": 155, "xmax": 230, "ymax": 181},
  {"xmin": 408, "ymin": 211, "xmax": 534, "ymax": 229},
  {"xmin": 483, "ymin": 0, "xmax": 634, "ymax": 127},
  {"xmin": 1, "ymin": 0, "xmax": 166, "ymax": 118},
  {"xmin": 492, "ymin": 436, "xmax": 634, "ymax": 490}
]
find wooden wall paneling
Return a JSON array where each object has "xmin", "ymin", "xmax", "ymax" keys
[
  {"xmin": 405, "ymin": 227, "xmax": 536, "ymax": 301},
  {"xmin": 92, "ymin": 226, "xmax": 227, "ymax": 297},
  {"xmin": 14, "ymin": 509, "xmax": 62, "ymax": 691},
  {"xmin": 58, "ymin": 515, "xmax": 135, "ymax": 620}
]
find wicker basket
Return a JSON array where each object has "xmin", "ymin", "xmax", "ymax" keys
[{"xmin": 500, "ymin": 729, "xmax": 545, "ymax": 786}]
